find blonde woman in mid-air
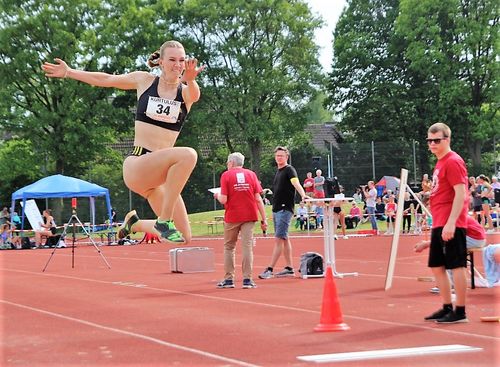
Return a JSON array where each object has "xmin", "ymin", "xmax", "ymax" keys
[{"xmin": 42, "ymin": 40, "xmax": 205, "ymax": 244}]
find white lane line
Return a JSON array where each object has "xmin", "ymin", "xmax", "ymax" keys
[
  {"xmin": 3, "ymin": 268, "xmax": 498, "ymax": 341},
  {"xmin": 1, "ymin": 300, "xmax": 260, "ymax": 367},
  {"xmin": 297, "ymin": 344, "xmax": 483, "ymax": 363}
]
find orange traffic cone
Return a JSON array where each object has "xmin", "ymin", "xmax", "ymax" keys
[{"xmin": 314, "ymin": 266, "xmax": 350, "ymax": 332}]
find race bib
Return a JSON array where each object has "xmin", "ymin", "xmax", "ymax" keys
[{"xmin": 145, "ymin": 96, "xmax": 181, "ymax": 123}]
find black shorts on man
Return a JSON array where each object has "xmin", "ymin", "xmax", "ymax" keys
[{"xmin": 428, "ymin": 227, "xmax": 467, "ymax": 269}]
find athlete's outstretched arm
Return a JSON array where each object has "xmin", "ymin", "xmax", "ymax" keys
[{"xmin": 42, "ymin": 58, "xmax": 144, "ymax": 90}]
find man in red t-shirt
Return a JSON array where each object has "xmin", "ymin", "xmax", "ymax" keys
[
  {"xmin": 424, "ymin": 122, "xmax": 469, "ymax": 324},
  {"xmin": 215, "ymin": 152, "xmax": 267, "ymax": 289},
  {"xmin": 303, "ymin": 172, "xmax": 315, "ymax": 198}
]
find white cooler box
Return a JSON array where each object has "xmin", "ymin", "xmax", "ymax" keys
[{"xmin": 169, "ymin": 247, "xmax": 215, "ymax": 273}]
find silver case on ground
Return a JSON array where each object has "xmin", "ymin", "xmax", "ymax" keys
[{"xmin": 169, "ymin": 247, "xmax": 215, "ymax": 273}]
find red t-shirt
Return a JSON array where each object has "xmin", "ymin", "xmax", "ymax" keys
[
  {"xmin": 429, "ymin": 151, "xmax": 468, "ymax": 228},
  {"xmin": 466, "ymin": 216, "xmax": 486, "ymax": 240},
  {"xmin": 385, "ymin": 203, "xmax": 397, "ymax": 217},
  {"xmin": 303, "ymin": 177, "xmax": 315, "ymax": 193},
  {"xmin": 220, "ymin": 167, "xmax": 263, "ymax": 223}
]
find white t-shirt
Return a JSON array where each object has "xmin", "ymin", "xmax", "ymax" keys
[{"xmin": 366, "ymin": 188, "xmax": 377, "ymax": 207}]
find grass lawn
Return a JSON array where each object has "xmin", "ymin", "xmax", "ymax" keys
[
  {"xmin": 187, "ymin": 203, "xmax": 384, "ymax": 237},
  {"xmin": 66, "ymin": 203, "xmax": 395, "ymax": 241}
]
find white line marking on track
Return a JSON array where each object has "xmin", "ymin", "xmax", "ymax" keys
[
  {"xmin": 297, "ymin": 344, "xmax": 483, "ymax": 363},
  {"xmin": 1, "ymin": 299, "xmax": 261, "ymax": 367},
  {"xmin": 3, "ymin": 268, "xmax": 498, "ymax": 341}
]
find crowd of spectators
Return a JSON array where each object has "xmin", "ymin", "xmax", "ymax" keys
[{"xmin": 292, "ymin": 171, "xmax": 499, "ymax": 236}]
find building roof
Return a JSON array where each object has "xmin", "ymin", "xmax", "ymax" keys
[{"xmin": 305, "ymin": 123, "xmax": 343, "ymax": 151}]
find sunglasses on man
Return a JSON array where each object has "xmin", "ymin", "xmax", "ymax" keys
[{"xmin": 426, "ymin": 137, "xmax": 448, "ymax": 145}]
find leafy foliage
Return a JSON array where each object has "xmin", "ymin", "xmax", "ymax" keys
[
  {"xmin": 175, "ymin": 0, "xmax": 324, "ymax": 176},
  {"xmin": 326, "ymin": 0, "xmax": 499, "ymax": 175}
]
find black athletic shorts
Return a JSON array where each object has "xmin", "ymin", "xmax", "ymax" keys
[
  {"xmin": 333, "ymin": 207, "xmax": 342, "ymax": 214},
  {"xmin": 428, "ymin": 227, "xmax": 467, "ymax": 269},
  {"xmin": 129, "ymin": 146, "xmax": 152, "ymax": 157}
]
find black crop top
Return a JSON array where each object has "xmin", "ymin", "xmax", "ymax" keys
[{"xmin": 135, "ymin": 77, "xmax": 188, "ymax": 132}]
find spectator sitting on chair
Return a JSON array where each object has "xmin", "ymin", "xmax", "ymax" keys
[
  {"xmin": 0, "ymin": 222, "xmax": 10, "ymax": 245},
  {"xmin": 349, "ymin": 202, "xmax": 362, "ymax": 228},
  {"xmin": 314, "ymin": 203, "xmax": 324, "ymax": 229},
  {"xmin": 375, "ymin": 197, "xmax": 386, "ymax": 221},
  {"xmin": 296, "ymin": 201, "xmax": 308, "ymax": 230},
  {"xmin": 34, "ymin": 209, "xmax": 57, "ymax": 248},
  {"xmin": 0, "ymin": 207, "xmax": 10, "ymax": 226},
  {"xmin": 10, "ymin": 211, "xmax": 21, "ymax": 228}
]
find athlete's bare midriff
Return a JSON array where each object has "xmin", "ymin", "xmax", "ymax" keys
[{"xmin": 133, "ymin": 120, "xmax": 180, "ymax": 151}]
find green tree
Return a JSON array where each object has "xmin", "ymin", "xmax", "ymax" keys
[
  {"xmin": 175, "ymin": 0, "xmax": 324, "ymax": 176},
  {"xmin": 0, "ymin": 0, "xmax": 181, "ymax": 214},
  {"xmin": 396, "ymin": 0, "xmax": 499, "ymax": 174},
  {"xmin": 326, "ymin": 0, "xmax": 499, "ymax": 176},
  {"xmin": 325, "ymin": 0, "xmax": 420, "ymax": 171},
  {"xmin": 0, "ymin": 0, "xmax": 180, "ymax": 176},
  {"xmin": 0, "ymin": 139, "xmax": 42, "ymax": 206}
]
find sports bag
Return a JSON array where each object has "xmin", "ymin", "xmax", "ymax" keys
[{"xmin": 299, "ymin": 252, "xmax": 324, "ymax": 275}]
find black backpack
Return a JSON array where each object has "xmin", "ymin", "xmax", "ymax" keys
[
  {"xmin": 299, "ymin": 252, "xmax": 324, "ymax": 275},
  {"xmin": 21, "ymin": 237, "xmax": 32, "ymax": 249}
]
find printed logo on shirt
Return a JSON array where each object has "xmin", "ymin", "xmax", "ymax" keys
[
  {"xmin": 432, "ymin": 169, "xmax": 440, "ymax": 194},
  {"xmin": 233, "ymin": 172, "xmax": 251, "ymax": 192},
  {"xmin": 236, "ymin": 172, "xmax": 245, "ymax": 184},
  {"xmin": 146, "ymin": 96, "xmax": 181, "ymax": 123}
]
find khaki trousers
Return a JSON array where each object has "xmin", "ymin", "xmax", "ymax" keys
[{"xmin": 223, "ymin": 221, "xmax": 255, "ymax": 280}]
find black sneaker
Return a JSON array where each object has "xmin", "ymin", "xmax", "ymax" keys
[
  {"xmin": 424, "ymin": 308, "xmax": 452, "ymax": 321},
  {"xmin": 242, "ymin": 279, "xmax": 257, "ymax": 289},
  {"xmin": 154, "ymin": 220, "xmax": 185, "ymax": 244},
  {"xmin": 435, "ymin": 310, "xmax": 468, "ymax": 324},
  {"xmin": 217, "ymin": 279, "xmax": 235, "ymax": 289},
  {"xmin": 118, "ymin": 210, "xmax": 139, "ymax": 239},
  {"xmin": 275, "ymin": 268, "xmax": 295, "ymax": 278}
]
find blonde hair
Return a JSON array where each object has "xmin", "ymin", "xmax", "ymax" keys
[{"xmin": 147, "ymin": 40, "xmax": 185, "ymax": 68}]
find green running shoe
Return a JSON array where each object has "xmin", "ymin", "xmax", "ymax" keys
[
  {"xmin": 154, "ymin": 219, "xmax": 185, "ymax": 244},
  {"xmin": 118, "ymin": 210, "xmax": 139, "ymax": 239}
]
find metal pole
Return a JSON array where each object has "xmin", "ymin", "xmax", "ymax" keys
[
  {"xmin": 413, "ymin": 139, "xmax": 417, "ymax": 185},
  {"xmin": 213, "ymin": 167, "xmax": 217, "ymax": 211},
  {"xmin": 371, "ymin": 141, "xmax": 376, "ymax": 180},
  {"xmin": 494, "ymin": 135, "xmax": 498, "ymax": 175},
  {"xmin": 330, "ymin": 142, "xmax": 334, "ymax": 177},
  {"xmin": 327, "ymin": 154, "xmax": 331, "ymax": 178}
]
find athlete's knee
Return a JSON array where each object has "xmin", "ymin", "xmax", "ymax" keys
[{"xmin": 182, "ymin": 147, "xmax": 198, "ymax": 166}]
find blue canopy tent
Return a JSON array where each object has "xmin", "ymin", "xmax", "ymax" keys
[{"xmin": 11, "ymin": 174, "xmax": 113, "ymax": 231}]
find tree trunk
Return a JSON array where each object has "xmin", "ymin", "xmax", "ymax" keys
[
  {"xmin": 249, "ymin": 139, "xmax": 262, "ymax": 178},
  {"xmin": 468, "ymin": 139, "xmax": 483, "ymax": 176}
]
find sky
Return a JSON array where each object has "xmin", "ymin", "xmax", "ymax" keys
[{"xmin": 306, "ymin": 0, "xmax": 347, "ymax": 72}]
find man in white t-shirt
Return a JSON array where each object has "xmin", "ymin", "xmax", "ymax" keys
[{"xmin": 363, "ymin": 181, "xmax": 378, "ymax": 232}]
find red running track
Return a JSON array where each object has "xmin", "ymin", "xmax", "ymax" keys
[{"xmin": 1, "ymin": 232, "xmax": 499, "ymax": 366}]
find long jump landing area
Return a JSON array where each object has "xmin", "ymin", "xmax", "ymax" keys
[{"xmin": 1, "ymin": 232, "xmax": 499, "ymax": 366}]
